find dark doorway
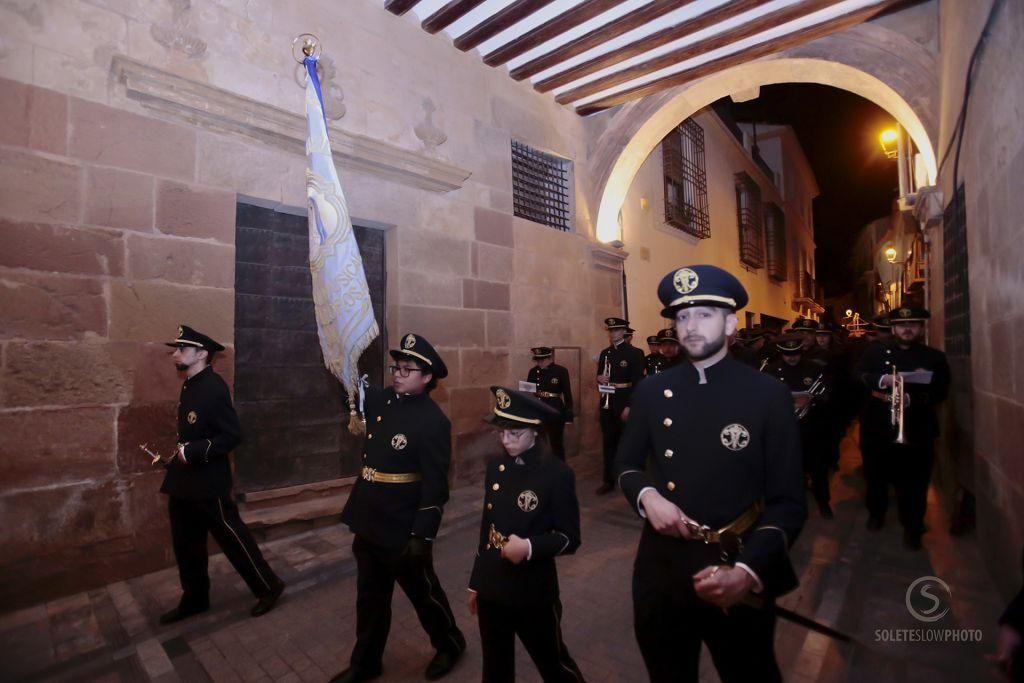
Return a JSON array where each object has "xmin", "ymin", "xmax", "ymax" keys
[{"xmin": 232, "ymin": 203, "xmax": 386, "ymax": 492}]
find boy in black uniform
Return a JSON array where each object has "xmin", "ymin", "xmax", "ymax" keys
[
  {"xmin": 469, "ymin": 387, "xmax": 584, "ymax": 683},
  {"xmin": 615, "ymin": 265, "xmax": 806, "ymax": 683},
  {"xmin": 333, "ymin": 334, "xmax": 466, "ymax": 683},
  {"xmin": 855, "ymin": 307, "xmax": 951, "ymax": 549},
  {"xmin": 527, "ymin": 346, "xmax": 574, "ymax": 460},
  {"xmin": 765, "ymin": 336, "xmax": 834, "ymax": 519},
  {"xmin": 159, "ymin": 325, "xmax": 285, "ymax": 624},
  {"xmin": 595, "ymin": 317, "xmax": 645, "ymax": 495}
]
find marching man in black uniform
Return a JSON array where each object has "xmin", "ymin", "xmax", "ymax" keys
[
  {"xmin": 855, "ymin": 307, "xmax": 951, "ymax": 549},
  {"xmin": 333, "ymin": 334, "xmax": 466, "ymax": 683},
  {"xmin": 159, "ymin": 325, "xmax": 285, "ymax": 624},
  {"xmin": 615, "ymin": 265, "xmax": 806, "ymax": 683},
  {"xmin": 468, "ymin": 386, "xmax": 585, "ymax": 683},
  {"xmin": 527, "ymin": 347, "xmax": 574, "ymax": 460},
  {"xmin": 595, "ymin": 317, "xmax": 645, "ymax": 495},
  {"xmin": 766, "ymin": 336, "xmax": 834, "ymax": 519},
  {"xmin": 643, "ymin": 335, "xmax": 663, "ymax": 376},
  {"xmin": 657, "ymin": 327, "xmax": 682, "ymax": 367}
]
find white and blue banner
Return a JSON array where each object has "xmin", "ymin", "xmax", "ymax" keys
[{"xmin": 303, "ymin": 55, "xmax": 378, "ymax": 400}]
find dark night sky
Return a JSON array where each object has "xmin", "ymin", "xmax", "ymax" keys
[{"xmin": 725, "ymin": 84, "xmax": 900, "ymax": 298}]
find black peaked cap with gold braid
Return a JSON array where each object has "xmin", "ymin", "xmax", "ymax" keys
[
  {"xmin": 389, "ymin": 332, "xmax": 448, "ymax": 379},
  {"xmin": 657, "ymin": 264, "xmax": 749, "ymax": 317},
  {"xmin": 165, "ymin": 324, "xmax": 225, "ymax": 352},
  {"xmin": 890, "ymin": 306, "xmax": 930, "ymax": 322},
  {"xmin": 483, "ymin": 386, "xmax": 562, "ymax": 430}
]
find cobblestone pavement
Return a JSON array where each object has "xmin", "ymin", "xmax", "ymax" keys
[{"xmin": 0, "ymin": 428, "xmax": 1009, "ymax": 682}]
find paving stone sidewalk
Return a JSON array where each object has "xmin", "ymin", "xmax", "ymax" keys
[{"xmin": 0, "ymin": 431, "xmax": 1009, "ymax": 682}]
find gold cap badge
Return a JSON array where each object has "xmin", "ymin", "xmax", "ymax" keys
[
  {"xmin": 673, "ymin": 268, "xmax": 698, "ymax": 294},
  {"xmin": 403, "ymin": 334, "xmax": 416, "ymax": 349},
  {"xmin": 495, "ymin": 388, "xmax": 511, "ymax": 410}
]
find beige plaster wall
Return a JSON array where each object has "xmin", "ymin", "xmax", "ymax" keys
[{"xmin": 619, "ymin": 111, "xmax": 815, "ymax": 336}]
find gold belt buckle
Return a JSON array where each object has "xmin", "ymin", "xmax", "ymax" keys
[{"xmin": 486, "ymin": 523, "xmax": 508, "ymax": 550}]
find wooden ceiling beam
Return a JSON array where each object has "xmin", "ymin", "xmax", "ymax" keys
[
  {"xmin": 422, "ymin": 0, "xmax": 487, "ymax": 34},
  {"xmin": 482, "ymin": 0, "xmax": 623, "ymax": 67},
  {"xmin": 509, "ymin": 0, "xmax": 694, "ymax": 81},
  {"xmin": 384, "ymin": 0, "xmax": 421, "ymax": 16},
  {"xmin": 453, "ymin": 0, "xmax": 556, "ymax": 52},
  {"xmin": 574, "ymin": 0, "xmax": 905, "ymax": 115},
  {"xmin": 554, "ymin": 0, "xmax": 841, "ymax": 103},
  {"xmin": 537, "ymin": 0, "xmax": 768, "ymax": 93}
]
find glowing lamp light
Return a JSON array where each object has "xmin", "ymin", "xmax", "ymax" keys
[
  {"xmin": 879, "ymin": 128, "xmax": 899, "ymax": 159},
  {"xmin": 884, "ymin": 246, "xmax": 898, "ymax": 263}
]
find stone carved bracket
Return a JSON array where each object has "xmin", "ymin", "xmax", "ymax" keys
[
  {"xmin": 111, "ymin": 56, "xmax": 471, "ymax": 192},
  {"xmin": 590, "ymin": 244, "xmax": 628, "ymax": 272}
]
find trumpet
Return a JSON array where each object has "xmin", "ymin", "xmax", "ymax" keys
[
  {"xmin": 890, "ymin": 367, "xmax": 906, "ymax": 444},
  {"xmin": 758, "ymin": 358, "xmax": 768, "ymax": 372},
  {"xmin": 601, "ymin": 356, "xmax": 612, "ymax": 409},
  {"xmin": 795, "ymin": 373, "xmax": 826, "ymax": 419},
  {"xmin": 139, "ymin": 443, "xmax": 172, "ymax": 468}
]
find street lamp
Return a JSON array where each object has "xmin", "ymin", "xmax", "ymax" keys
[
  {"xmin": 880, "ymin": 128, "xmax": 899, "ymax": 159},
  {"xmin": 884, "ymin": 246, "xmax": 898, "ymax": 263}
]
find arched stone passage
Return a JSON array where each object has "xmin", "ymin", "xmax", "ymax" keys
[{"xmin": 591, "ymin": 57, "xmax": 939, "ymax": 243}]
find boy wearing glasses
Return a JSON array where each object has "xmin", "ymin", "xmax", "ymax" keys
[
  {"xmin": 333, "ymin": 334, "xmax": 466, "ymax": 683},
  {"xmin": 469, "ymin": 386, "xmax": 584, "ymax": 682}
]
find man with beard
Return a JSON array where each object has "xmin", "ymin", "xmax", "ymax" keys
[
  {"xmin": 595, "ymin": 317, "xmax": 645, "ymax": 495},
  {"xmin": 615, "ymin": 265, "xmax": 806, "ymax": 683},
  {"xmin": 333, "ymin": 333, "xmax": 466, "ymax": 682},
  {"xmin": 855, "ymin": 307, "xmax": 950, "ymax": 549},
  {"xmin": 159, "ymin": 325, "xmax": 285, "ymax": 625}
]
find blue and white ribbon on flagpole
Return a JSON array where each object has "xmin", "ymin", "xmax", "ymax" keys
[{"xmin": 303, "ymin": 55, "xmax": 378, "ymax": 422}]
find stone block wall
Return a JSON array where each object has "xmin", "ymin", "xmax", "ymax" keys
[
  {"xmin": 0, "ymin": 75, "xmax": 238, "ymax": 609},
  {"xmin": 934, "ymin": 0, "xmax": 1024, "ymax": 597}
]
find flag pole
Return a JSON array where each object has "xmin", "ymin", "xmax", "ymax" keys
[{"xmin": 296, "ymin": 33, "xmax": 378, "ymax": 436}]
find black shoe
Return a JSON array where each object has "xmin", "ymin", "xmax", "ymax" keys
[
  {"xmin": 251, "ymin": 580, "xmax": 285, "ymax": 617},
  {"xmin": 425, "ymin": 645, "xmax": 464, "ymax": 680},
  {"xmin": 866, "ymin": 516, "xmax": 883, "ymax": 531},
  {"xmin": 818, "ymin": 503, "xmax": 834, "ymax": 520},
  {"xmin": 903, "ymin": 530, "xmax": 923, "ymax": 550},
  {"xmin": 328, "ymin": 666, "xmax": 382, "ymax": 683},
  {"xmin": 159, "ymin": 604, "xmax": 208, "ymax": 625},
  {"xmin": 595, "ymin": 483, "xmax": 614, "ymax": 495}
]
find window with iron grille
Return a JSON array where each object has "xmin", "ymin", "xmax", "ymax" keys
[
  {"xmin": 735, "ymin": 172, "xmax": 764, "ymax": 269},
  {"xmin": 661, "ymin": 119, "xmax": 710, "ymax": 239},
  {"xmin": 763, "ymin": 202, "xmax": 787, "ymax": 282},
  {"xmin": 511, "ymin": 140, "xmax": 572, "ymax": 231},
  {"xmin": 943, "ymin": 184, "xmax": 970, "ymax": 356}
]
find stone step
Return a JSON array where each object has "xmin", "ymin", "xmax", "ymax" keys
[{"xmin": 239, "ymin": 478, "xmax": 355, "ymax": 541}]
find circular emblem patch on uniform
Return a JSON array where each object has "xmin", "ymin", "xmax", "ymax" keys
[
  {"xmin": 720, "ymin": 423, "xmax": 750, "ymax": 451},
  {"xmin": 517, "ymin": 490, "xmax": 539, "ymax": 512},
  {"xmin": 187, "ymin": 410, "xmax": 197, "ymax": 424},
  {"xmin": 619, "ymin": 360, "xmax": 628, "ymax": 368},
  {"xmin": 403, "ymin": 334, "xmax": 416, "ymax": 349},
  {"xmin": 390, "ymin": 433, "xmax": 408, "ymax": 450},
  {"xmin": 803, "ymin": 377, "xmax": 813, "ymax": 386},
  {"xmin": 495, "ymin": 389, "xmax": 511, "ymax": 410},
  {"xmin": 673, "ymin": 268, "xmax": 699, "ymax": 294},
  {"xmin": 551, "ymin": 377, "xmax": 559, "ymax": 385}
]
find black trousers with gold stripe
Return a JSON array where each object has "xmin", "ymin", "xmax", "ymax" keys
[
  {"xmin": 350, "ymin": 534, "xmax": 465, "ymax": 672},
  {"xmin": 168, "ymin": 495, "xmax": 281, "ymax": 609},
  {"xmin": 477, "ymin": 595, "xmax": 584, "ymax": 683}
]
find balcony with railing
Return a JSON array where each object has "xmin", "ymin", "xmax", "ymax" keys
[{"xmin": 794, "ymin": 270, "xmax": 825, "ymax": 313}]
